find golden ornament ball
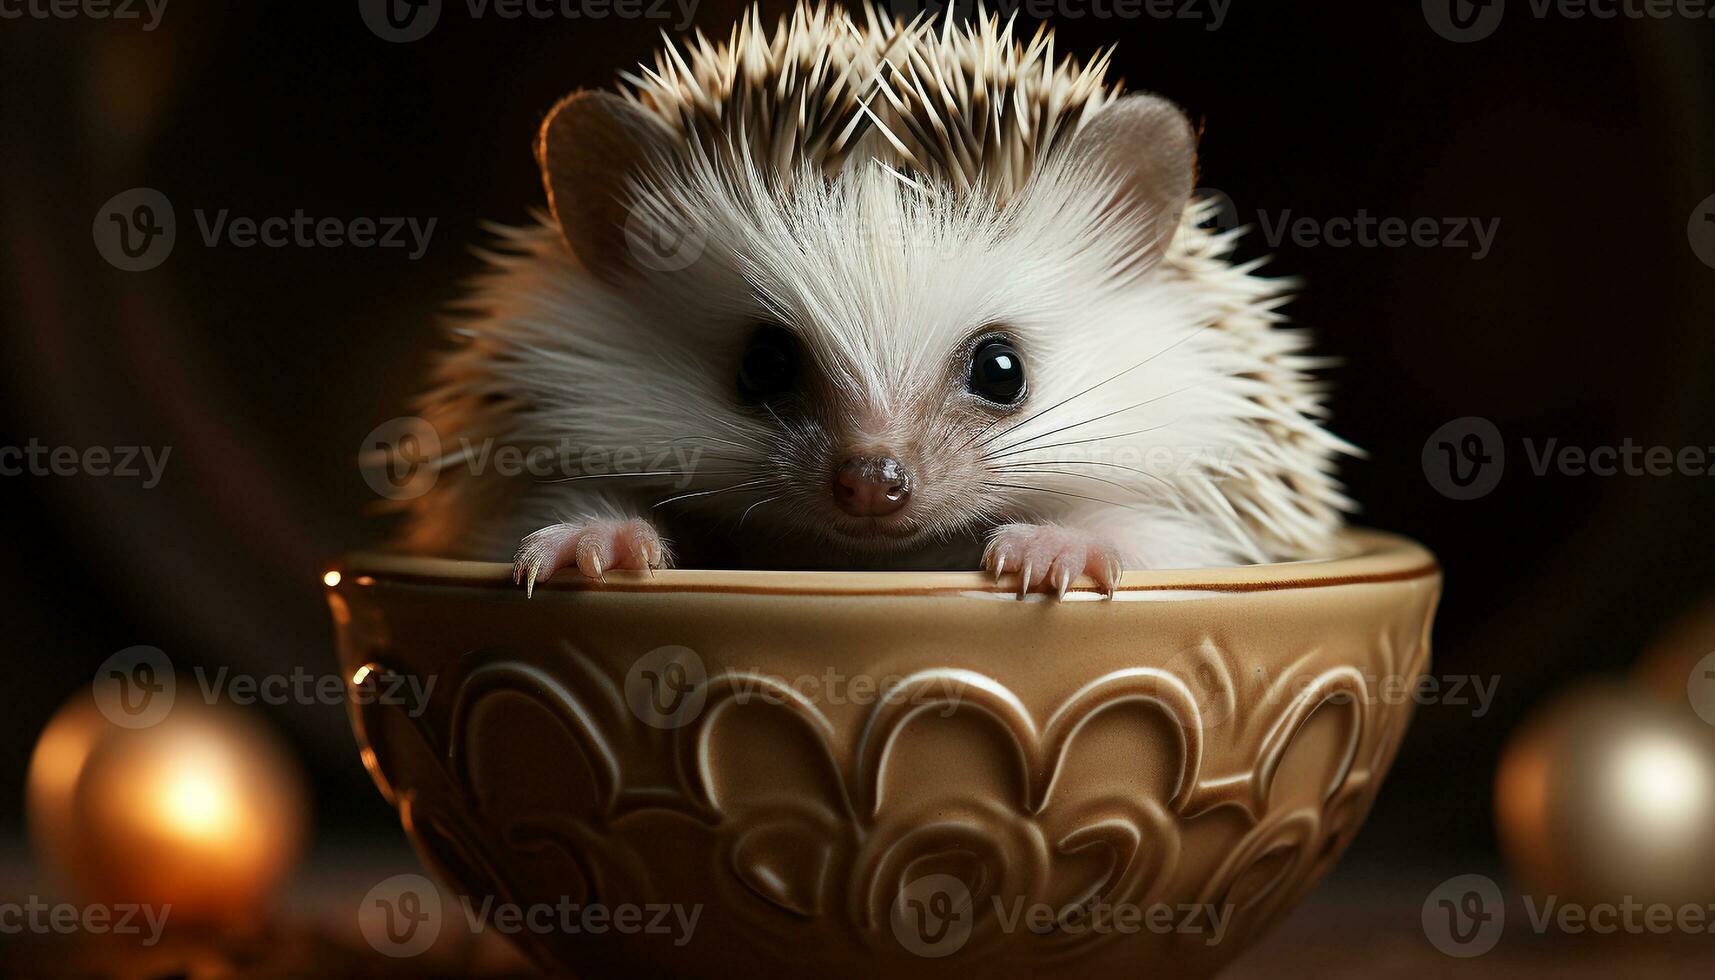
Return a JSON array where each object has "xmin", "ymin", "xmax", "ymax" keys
[
  {"xmin": 26, "ymin": 686, "xmax": 308, "ymax": 928},
  {"xmin": 1495, "ymin": 683, "xmax": 1715, "ymax": 908}
]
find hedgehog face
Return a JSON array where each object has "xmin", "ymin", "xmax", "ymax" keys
[
  {"xmin": 523, "ymin": 70, "xmax": 1206, "ymax": 553},
  {"xmin": 706, "ymin": 312, "xmax": 1037, "ymax": 549}
]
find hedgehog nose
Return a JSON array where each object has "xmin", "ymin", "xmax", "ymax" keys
[{"xmin": 833, "ymin": 455, "xmax": 911, "ymax": 517}]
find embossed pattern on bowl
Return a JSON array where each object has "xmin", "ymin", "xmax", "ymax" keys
[{"xmin": 326, "ymin": 530, "xmax": 1439, "ymax": 979}]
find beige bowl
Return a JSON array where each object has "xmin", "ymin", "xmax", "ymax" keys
[{"xmin": 325, "ymin": 530, "xmax": 1438, "ymax": 978}]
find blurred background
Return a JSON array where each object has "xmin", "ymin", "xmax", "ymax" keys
[{"xmin": 2, "ymin": 0, "xmax": 1713, "ymax": 974}]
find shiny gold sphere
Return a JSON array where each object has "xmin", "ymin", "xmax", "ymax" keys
[
  {"xmin": 26, "ymin": 692, "xmax": 307, "ymax": 928},
  {"xmin": 1496, "ymin": 684, "xmax": 1715, "ymax": 907}
]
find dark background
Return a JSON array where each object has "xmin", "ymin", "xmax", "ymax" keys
[{"xmin": 2, "ymin": 0, "xmax": 1712, "ymax": 899}]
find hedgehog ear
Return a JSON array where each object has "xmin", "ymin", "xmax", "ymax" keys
[
  {"xmin": 1070, "ymin": 93, "xmax": 1198, "ymax": 265},
  {"xmin": 536, "ymin": 90, "xmax": 677, "ymax": 282}
]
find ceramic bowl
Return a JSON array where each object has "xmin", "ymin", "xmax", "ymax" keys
[{"xmin": 325, "ymin": 529, "xmax": 1438, "ymax": 978}]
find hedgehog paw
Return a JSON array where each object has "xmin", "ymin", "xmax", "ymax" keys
[
  {"xmin": 983, "ymin": 524, "xmax": 1123, "ymax": 601},
  {"xmin": 512, "ymin": 518, "xmax": 669, "ymax": 597}
]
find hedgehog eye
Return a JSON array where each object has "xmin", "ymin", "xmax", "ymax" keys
[
  {"xmin": 738, "ymin": 324, "xmax": 798, "ymax": 400},
  {"xmin": 968, "ymin": 339, "xmax": 1026, "ymax": 405}
]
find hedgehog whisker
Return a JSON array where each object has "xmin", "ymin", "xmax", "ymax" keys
[
  {"xmin": 660, "ymin": 433, "xmax": 769, "ymax": 450},
  {"xmin": 991, "ymin": 466, "xmax": 1154, "ymax": 500},
  {"xmin": 950, "ymin": 412, "xmax": 1010, "ymax": 458},
  {"xmin": 683, "ymin": 453, "xmax": 770, "ymax": 467},
  {"xmin": 737, "ymin": 492, "xmax": 786, "ymax": 530},
  {"xmin": 994, "ymin": 459, "xmax": 1184, "ymax": 500},
  {"xmin": 981, "ymin": 382, "xmax": 1210, "ymax": 460},
  {"xmin": 983, "ymin": 421, "xmax": 1183, "ymax": 466},
  {"xmin": 982, "ymin": 481, "xmax": 1135, "ymax": 510},
  {"xmin": 976, "ymin": 325, "xmax": 1213, "ymax": 454},
  {"xmin": 539, "ymin": 469, "xmax": 755, "ymax": 485},
  {"xmin": 652, "ymin": 478, "xmax": 781, "ymax": 509}
]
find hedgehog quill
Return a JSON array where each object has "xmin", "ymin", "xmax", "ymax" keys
[{"xmin": 398, "ymin": 3, "xmax": 1355, "ymax": 598}]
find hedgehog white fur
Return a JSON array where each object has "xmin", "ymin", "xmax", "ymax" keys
[{"xmin": 398, "ymin": 3, "xmax": 1356, "ymax": 597}]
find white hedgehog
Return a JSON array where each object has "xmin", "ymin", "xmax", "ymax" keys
[{"xmin": 399, "ymin": 2, "xmax": 1355, "ymax": 598}]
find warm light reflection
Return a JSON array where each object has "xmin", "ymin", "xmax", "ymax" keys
[
  {"xmin": 322, "ymin": 570, "xmax": 342, "ymax": 587},
  {"xmin": 1495, "ymin": 685, "xmax": 1715, "ymax": 906},
  {"xmin": 153, "ymin": 759, "xmax": 240, "ymax": 843},
  {"xmin": 1610, "ymin": 734, "xmax": 1709, "ymax": 844},
  {"xmin": 26, "ymin": 696, "xmax": 306, "ymax": 926}
]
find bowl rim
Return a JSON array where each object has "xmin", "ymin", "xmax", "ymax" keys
[{"xmin": 327, "ymin": 528, "xmax": 1436, "ymax": 598}]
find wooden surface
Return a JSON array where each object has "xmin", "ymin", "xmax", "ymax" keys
[
  {"xmin": 1229, "ymin": 869, "xmax": 1715, "ymax": 979},
  {"xmin": 5, "ymin": 848, "xmax": 1713, "ymax": 978}
]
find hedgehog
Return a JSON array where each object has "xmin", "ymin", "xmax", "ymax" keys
[{"xmin": 395, "ymin": 2, "xmax": 1355, "ymax": 599}]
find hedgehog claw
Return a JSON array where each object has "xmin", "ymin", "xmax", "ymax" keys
[
  {"xmin": 511, "ymin": 518, "xmax": 668, "ymax": 594},
  {"xmin": 983, "ymin": 523, "xmax": 1124, "ymax": 603}
]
